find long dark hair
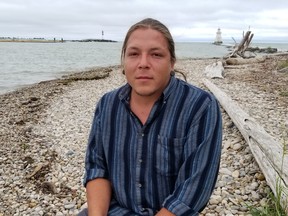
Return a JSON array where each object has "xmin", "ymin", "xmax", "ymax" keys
[{"xmin": 121, "ymin": 18, "xmax": 176, "ymax": 65}]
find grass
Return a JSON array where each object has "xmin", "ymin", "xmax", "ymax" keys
[
  {"xmin": 277, "ymin": 60, "xmax": 288, "ymax": 70},
  {"xmin": 21, "ymin": 142, "xmax": 29, "ymax": 152},
  {"xmin": 247, "ymin": 173, "xmax": 287, "ymax": 216},
  {"xmin": 248, "ymin": 189, "xmax": 286, "ymax": 215},
  {"xmin": 279, "ymin": 91, "xmax": 288, "ymax": 97},
  {"xmin": 277, "ymin": 60, "xmax": 288, "ymax": 97},
  {"xmin": 247, "ymin": 126, "xmax": 288, "ymax": 215}
]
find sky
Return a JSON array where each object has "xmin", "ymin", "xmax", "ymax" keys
[{"xmin": 1, "ymin": 0, "xmax": 288, "ymax": 43}]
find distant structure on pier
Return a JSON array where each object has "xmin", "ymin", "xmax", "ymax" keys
[{"xmin": 213, "ymin": 28, "xmax": 223, "ymax": 45}]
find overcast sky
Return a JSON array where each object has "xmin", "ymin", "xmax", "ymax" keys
[{"xmin": 1, "ymin": 0, "xmax": 288, "ymax": 42}]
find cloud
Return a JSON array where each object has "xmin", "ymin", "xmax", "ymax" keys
[{"xmin": 0, "ymin": 0, "xmax": 287, "ymax": 42}]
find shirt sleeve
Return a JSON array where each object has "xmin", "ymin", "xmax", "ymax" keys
[
  {"xmin": 162, "ymin": 95, "xmax": 222, "ymax": 215},
  {"xmin": 83, "ymin": 101, "xmax": 109, "ymax": 187}
]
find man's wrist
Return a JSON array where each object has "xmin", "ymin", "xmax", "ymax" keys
[{"xmin": 155, "ymin": 207, "xmax": 176, "ymax": 216}]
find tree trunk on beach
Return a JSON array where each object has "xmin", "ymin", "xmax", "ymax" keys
[
  {"xmin": 228, "ymin": 31, "xmax": 254, "ymax": 58},
  {"xmin": 225, "ymin": 56, "xmax": 266, "ymax": 65},
  {"xmin": 204, "ymin": 61, "xmax": 224, "ymax": 79},
  {"xmin": 203, "ymin": 78, "xmax": 288, "ymax": 213}
]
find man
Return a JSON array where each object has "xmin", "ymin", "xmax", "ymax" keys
[{"xmin": 79, "ymin": 18, "xmax": 222, "ymax": 216}]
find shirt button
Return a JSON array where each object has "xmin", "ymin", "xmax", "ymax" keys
[
  {"xmin": 138, "ymin": 183, "xmax": 142, "ymax": 188},
  {"xmin": 139, "ymin": 159, "xmax": 143, "ymax": 163}
]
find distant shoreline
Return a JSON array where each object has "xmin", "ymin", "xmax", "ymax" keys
[
  {"xmin": 0, "ymin": 38, "xmax": 64, "ymax": 43},
  {"xmin": 69, "ymin": 39, "xmax": 117, "ymax": 43},
  {"xmin": 0, "ymin": 38, "xmax": 117, "ymax": 43}
]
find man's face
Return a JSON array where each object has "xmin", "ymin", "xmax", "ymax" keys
[{"xmin": 123, "ymin": 28, "xmax": 175, "ymax": 99}]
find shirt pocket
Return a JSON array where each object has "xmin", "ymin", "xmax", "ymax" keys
[{"xmin": 155, "ymin": 135, "xmax": 185, "ymax": 176}]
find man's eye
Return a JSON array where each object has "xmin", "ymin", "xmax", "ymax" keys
[
  {"xmin": 128, "ymin": 52, "xmax": 138, "ymax": 56},
  {"xmin": 152, "ymin": 53, "xmax": 162, "ymax": 57}
]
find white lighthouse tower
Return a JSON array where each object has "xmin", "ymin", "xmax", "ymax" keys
[{"xmin": 213, "ymin": 28, "xmax": 223, "ymax": 45}]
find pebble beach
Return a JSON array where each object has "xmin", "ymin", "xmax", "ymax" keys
[{"xmin": 0, "ymin": 55, "xmax": 287, "ymax": 215}]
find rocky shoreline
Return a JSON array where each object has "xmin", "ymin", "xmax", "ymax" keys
[{"xmin": 0, "ymin": 55, "xmax": 287, "ymax": 215}]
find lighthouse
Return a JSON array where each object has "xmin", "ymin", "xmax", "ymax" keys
[{"xmin": 213, "ymin": 28, "xmax": 223, "ymax": 45}]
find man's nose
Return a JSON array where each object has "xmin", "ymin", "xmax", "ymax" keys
[{"xmin": 139, "ymin": 54, "xmax": 149, "ymax": 69}]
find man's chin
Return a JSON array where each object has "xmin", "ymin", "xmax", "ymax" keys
[
  {"xmin": 135, "ymin": 91, "xmax": 155, "ymax": 97},
  {"xmin": 134, "ymin": 88, "xmax": 158, "ymax": 97}
]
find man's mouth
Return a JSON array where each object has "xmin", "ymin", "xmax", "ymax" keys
[{"xmin": 136, "ymin": 76, "xmax": 152, "ymax": 80}]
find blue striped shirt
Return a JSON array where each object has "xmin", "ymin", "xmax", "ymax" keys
[{"xmin": 84, "ymin": 75, "xmax": 222, "ymax": 215}]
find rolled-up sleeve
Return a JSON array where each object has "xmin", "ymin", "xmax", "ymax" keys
[
  {"xmin": 162, "ymin": 96, "xmax": 222, "ymax": 215},
  {"xmin": 83, "ymin": 102, "xmax": 109, "ymax": 187}
]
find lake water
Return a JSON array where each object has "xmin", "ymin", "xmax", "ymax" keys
[{"xmin": 0, "ymin": 41, "xmax": 287, "ymax": 95}]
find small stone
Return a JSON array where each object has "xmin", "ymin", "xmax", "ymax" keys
[
  {"xmin": 255, "ymin": 173, "xmax": 265, "ymax": 181},
  {"xmin": 250, "ymin": 182, "xmax": 259, "ymax": 190},
  {"xmin": 66, "ymin": 150, "xmax": 75, "ymax": 156},
  {"xmin": 64, "ymin": 203, "xmax": 75, "ymax": 210},
  {"xmin": 233, "ymin": 143, "xmax": 242, "ymax": 151},
  {"xmin": 234, "ymin": 189, "xmax": 241, "ymax": 195},
  {"xmin": 242, "ymin": 195, "xmax": 249, "ymax": 200},
  {"xmin": 251, "ymin": 191, "xmax": 260, "ymax": 201},
  {"xmin": 232, "ymin": 170, "xmax": 240, "ymax": 178},
  {"xmin": 260, "ymin": 198, "xmax": 268, "ymax": 206},
  {"xmin": 219, "ymin": 168, "xmax": 232, "ymax": 175},
  {"xmin": 221, "ymin": 175, "xmax": 233, "ymax": 183},
  {"xmin": 223, "ymin": 142, "xmax": 231, "ymax": 150},
  {"xmin": 28, "ymin": 201, "xmax": 38, "ymax": 208},
  {"xmin": 35, "ymin": 206, "xmax": 43, "ymax": 212},
  {"xmin": 209, "ymin": 195, "xmax": 222, "ymax": 205}
]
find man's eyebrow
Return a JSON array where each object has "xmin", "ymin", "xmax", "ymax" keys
[
  {"xmin": 150, "ymin": 47, "xmax": 164, "ymax": 51},
  {"xmin": 126, "ymin": 46, "xmax": 139, "ymax": 50},
  {"xmin": 126, "ymin": 46, "xmax": 164, "ymax": 51}
]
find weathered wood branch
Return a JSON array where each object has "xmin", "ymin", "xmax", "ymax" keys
[
  {"xmin": 224, "ymin": 65, "xmax": 247, "ymax": 70},
  {"xmin": 226, "ymin": 57, "xmax": 266, "ymax": 65},
  {"xmin": 244, "ymin": 33, "xmax": 254, "ymax": 51},
  {"xmin": 204, "ymin": 61, "xmax": 224, "ymax": 79},
  {"xmin": 203, "ymin": 78, "xmax": 288, "ymax": 212},
  {"xmin": 228, "ymin": 31, "xmax": 254, "ymax": 58},
  {"xmin": 237, "ymin": 31, "xmax": 251, "ymax": 53}
]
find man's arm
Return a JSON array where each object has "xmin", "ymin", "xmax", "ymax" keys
[
  {"xmin": 155, "ymin": 208, "xmax": 175, "ymax": 216},
  {"xmin": 161, "ymin": 96, "xmax": 222, "ymax": 215},
  {"xmin": 86, "ymin": 178, "xmax": 112, "ymax": 216}
]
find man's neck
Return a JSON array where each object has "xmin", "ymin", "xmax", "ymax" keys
[{"xmin": 130, "ymin": 91, "xmax": 160, "ymax": 125}]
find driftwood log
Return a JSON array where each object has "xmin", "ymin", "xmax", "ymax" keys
[
  {"xmin": 203, "ymin": 79, "xmax": 288, "ymax": 212},
  {"xmin": 228, "ymin": 31, "xmax": 254, "ymax": 58},
  {"xmin": 225, "ymin": 57, "xmax": 266, "ymax": 65},
  {"xmin": 204, "ymin": 61, "xmax": 224, "ymax": 79}
]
